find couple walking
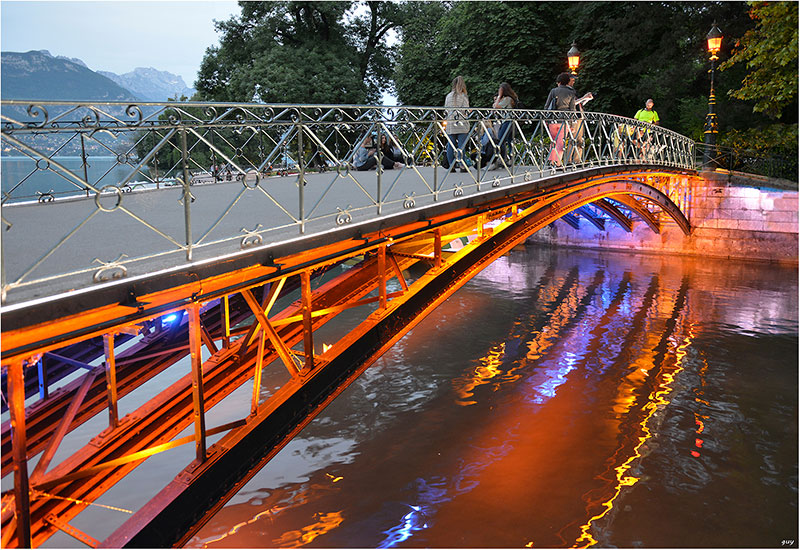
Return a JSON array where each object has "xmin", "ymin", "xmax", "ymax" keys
[{"xmin": 444, "ymin": 76, "xmax": 518, "ymax": 171}]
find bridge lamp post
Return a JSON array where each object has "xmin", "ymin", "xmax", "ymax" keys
[
  {"xmin": 703, "ymin": 21, "xmax": 723, "ymax": 167},
  {"xmin": 567, "ymin": 42, "xmax": 581, "ymax": 75}
]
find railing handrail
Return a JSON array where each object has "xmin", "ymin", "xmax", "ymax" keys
[{"xmin": 1, "ymin": 99, "xmax": 693, "ymax": 140}]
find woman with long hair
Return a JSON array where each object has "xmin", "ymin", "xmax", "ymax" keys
[
  {"xmin": 492, "ymin": 82, "xmax": 518, "ymax": 168},
  {"xmin": 444, "ymin": 76, "xmax": 470, "ymax": 172}
]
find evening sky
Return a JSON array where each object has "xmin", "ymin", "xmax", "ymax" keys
[{"xmin": 1, "ymin": 1, "xmax": 240, "ymax": 86}]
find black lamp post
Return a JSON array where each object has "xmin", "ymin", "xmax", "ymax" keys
[
  {"xmin": 703, "ymin": 21, "xmax": 723, "ymax": 166},
  {"xmin": 567, "ymin": 42, "xmax": 580, "ymax": 75}
]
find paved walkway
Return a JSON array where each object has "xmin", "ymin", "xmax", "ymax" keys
[{"xmin": 1, "ymin": 162, "xmax": 617, "ymax": 306}]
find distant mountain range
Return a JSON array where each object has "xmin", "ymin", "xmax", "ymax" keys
[
  {"xmin": 99, "ymin": 67, "xmax": 195, "ymax": 102},
  {"xmin": 1, "ymin": 50, "xmax": 197, "ymax": 102}
]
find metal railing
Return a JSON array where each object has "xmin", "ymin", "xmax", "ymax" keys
[
  {"xmin": 695, "ymin": 142, "xmax": 798, "ymax": 184},
  {"xmin": 1, "ymin": 100, "xmax": 696, "ymax": 304}
]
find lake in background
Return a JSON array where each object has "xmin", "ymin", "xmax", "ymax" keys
[{"xmin": 2, "ymin": 156, "xmax": 144, "ymax": 202}]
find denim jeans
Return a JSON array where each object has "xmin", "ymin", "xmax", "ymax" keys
[
  {"xmin": 497, "ymin": 121, "xmax": 512, "ymax": 160},
  {"xmin": 445, "ymin": 133, "xmax": 468, "ymax": 168}
]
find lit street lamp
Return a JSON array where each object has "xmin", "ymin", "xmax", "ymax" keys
[
  {"xmin": 567, "ymin": 42, "xmax": 580, "ymax": 75},
  {"xmin": 703, "ymin": 21, "xmax": 723, "ymax": 166}
]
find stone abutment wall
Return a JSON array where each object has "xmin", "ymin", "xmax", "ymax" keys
[{"xmin": 528, "ymin": 171, "xmax": 798, "ymax": 264}]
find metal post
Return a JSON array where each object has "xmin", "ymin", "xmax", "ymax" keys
[
  {"xmin": 37, "ymin": 355, "xmax": 49, "ymax": 400},
  {"xmin": 188, "ymin": 303, "xmax": 207, "ymax": 461},
  {"xmin": 376, "ymin": 125, "xmax": 383, "ymax": 215},
  {"xmin": 433, "ymin": 117, "xmax": 439, "ymax": 201},
  {"xmin": 703, "ymin": 56, "xmax": 718, "ymax": 167},
  {"xmin": 80, "ymin": 133, "xmax": 89, "ymax": 192},
  {"xmin": 300, "ymin": 271, "xmax": 314, "ymax": 371},
  {"xmin": 477, "ymin": 123, "xmax": 483, "ymax": 189},
  {"xmin": 8, "ymin": 360, "xmax": 32, "ymax": 548},
  {"xmin": 298, "ymin": 114, "xmax": 306, "ymax": 234},
  {"xmin": 377, "ymin": 244, "xmax": 387, "ymax": 310},
  {"xmin": 434, "ymin": 229, "xmax": 442, "ymax": 269},
  {"xmin": 103, "ymin": 333, "xmax": 119, "ymax": 429},
  {"xmin": 222, "ymin": 295, "xmax": 231, "ymax": 348},
  {"xmin": 180, "ymin": 128, "xmax": 193, "ymax": 261},
  {"xmin": 153, "ymin": 131, "xmax": 160, "ymax": 188},
  {"xmin": 251, "ymin": 329, "xmax": 265, "ymax": 416}
]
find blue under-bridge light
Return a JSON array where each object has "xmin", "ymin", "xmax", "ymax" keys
[{"xmin": 163, "ymin": 313, "xmax": 178, "ymax": 323}]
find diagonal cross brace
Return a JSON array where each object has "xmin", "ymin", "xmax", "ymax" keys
[{"xmin": 241, "ymin": 289, "xmax": 300, "ymax": 378}]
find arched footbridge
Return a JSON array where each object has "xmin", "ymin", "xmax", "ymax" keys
[{"xmin": 0, "ymin": 101, "xmax": 696, "ymax": 548}]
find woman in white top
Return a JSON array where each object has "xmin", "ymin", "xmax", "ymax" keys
[{"xmin": 444, "ymin": 76, "xmax": 470, "ymax": 172}]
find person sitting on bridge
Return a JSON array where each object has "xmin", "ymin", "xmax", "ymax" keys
[
  {"xmin": 354, "ymin": 134, "xmax": 400, "ymax": 171},
  {"xmin": 379, "ymin": 134, "xmax": 406, "ymax": 165}
]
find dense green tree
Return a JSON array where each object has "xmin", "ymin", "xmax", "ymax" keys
[
  {"xmin": 196, "ymin": 1, "xmax": 406, "ymax": 104},
  {"xmin": 393, "ymin": 1, "xmax": 790, "ymax": 144},
  {"xmin": 720, "ymin": 1, "xmax": 798, "ymax": 119},
  {"xmin": 394, "ymin": 2, "xmax": 564, "ymax": 108}
]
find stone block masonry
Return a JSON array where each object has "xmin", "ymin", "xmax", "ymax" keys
[{"xmin": 528, "ymin": 171, "xmax": 798, "ymax": 264}]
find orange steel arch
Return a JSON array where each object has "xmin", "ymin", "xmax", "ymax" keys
[{"xmin": 518, "ymin": 176, "xmax": 691, "ymax": 237}]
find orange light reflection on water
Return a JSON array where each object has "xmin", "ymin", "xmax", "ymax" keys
[
  {"xmin": 271, "ymin": 511, "xmax": 345, "ymax": 547},
  {"xmin": 573, "ymin": 321, "xmax": 696, "ymax": 548},
  {"xmin": 452, "ymin": 282, "xmax": 583, "ymax": 407},
  {"xmin": 453, "ymin": 342, "xmax": 506, "ymax": 405}
]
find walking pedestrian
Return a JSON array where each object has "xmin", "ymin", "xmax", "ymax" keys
[
  {"xmin": 492, "ymin": 82, "xmax": 518, "ymax": 169},
  {"xmin": 543, "ymin": 72, "xmax": 577, "ymax": 167},
  {"xmin": 634, "ymin": 99, "xmax": 660, "ymax": 125},
  {"xmin": 444, "ymin": 76, "xmax": 470, "ymax": 173},
  {"xmin": 633, "ymin": 99, "xmax": 659, "ymax": 160}
]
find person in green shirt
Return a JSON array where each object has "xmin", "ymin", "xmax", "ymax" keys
[
  {"xmin": 634, "ymin": 99, "xmax": 660, "ymax": 125},
  {"xmin": 633, "ymin": 99, "xmax": 659, "ymax": 160}
]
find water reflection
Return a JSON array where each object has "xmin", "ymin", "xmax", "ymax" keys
[{"xmin": 189, "ymin": 246, "xmax": 797, "ymax": 549}]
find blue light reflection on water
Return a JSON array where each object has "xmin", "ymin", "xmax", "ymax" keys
[{"xmin": 377, "ymin": 436, "xmax": 517, "ymax": 548}]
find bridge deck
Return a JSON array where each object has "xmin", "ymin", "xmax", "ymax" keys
[{"xmin": 3, "ymin": 162, "xmax": 667, "ymax": 322}]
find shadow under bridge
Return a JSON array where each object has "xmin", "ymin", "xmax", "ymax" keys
[{"xmin": 0, "ymin": 101, "xmax": 695, "ymax": 548}]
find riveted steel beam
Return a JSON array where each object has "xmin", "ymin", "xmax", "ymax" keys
[{"xmin": 592, "ymin": 199, "xmax": 633, "ymax": 232}]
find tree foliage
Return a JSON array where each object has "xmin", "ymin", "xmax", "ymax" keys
[
  {"xmin": 195, "ymin": 1, "xmax": 796, "ymax": 153},
  {"xmin": 720, "ymin": 1, "xmax": 799, "ymax": 119},
  {"xmin": 395, "ymin": 2, "xmax": 564, "ymax": 108},
  {"xmin": 196, "ymin": 1, "xmax": 405, "ymax": 104},
  {"xmin": 393, "ymin": 1, "xmax": 791, "ymax": 143}
]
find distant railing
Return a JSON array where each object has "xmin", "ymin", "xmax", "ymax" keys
[
  {"xmin": 1, "ymin": 100, "xmax": 696, "ymax": 304},
  {"xmin": 696, "ymin": 143, "xmax": 798, "ymax": 184}
]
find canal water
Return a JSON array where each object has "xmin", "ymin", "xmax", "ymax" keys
[{"xmin": 183, "ymin": 244, "xmax": 798, "ymax": 549}]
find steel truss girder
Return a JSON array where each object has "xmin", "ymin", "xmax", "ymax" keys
[
  {"xmin": 0, "ymin": 249, "xmax": 422, "ymax": 547},
  {"xmin": 611, "ymin": 195, "xmax": 661, "ymax": 234},
  {"xmin": 592, "ymin": 198, "xmax": 634, "ymax": 232},
  {"xmin": 0, "ymin": 292, "xmax": 261, "ymax": 477},
  {"xmin": 576, "ymin": 206, "xmax": 606, "ymax": 231}
]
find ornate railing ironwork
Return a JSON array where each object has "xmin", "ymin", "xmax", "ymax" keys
[
  {"xmin": 695, "ymin": 142, "xmax": 798, "ymax": 184},
  {"xmin": 1, "ymin": 100, "xmax": 696, "ymax": 304}
]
